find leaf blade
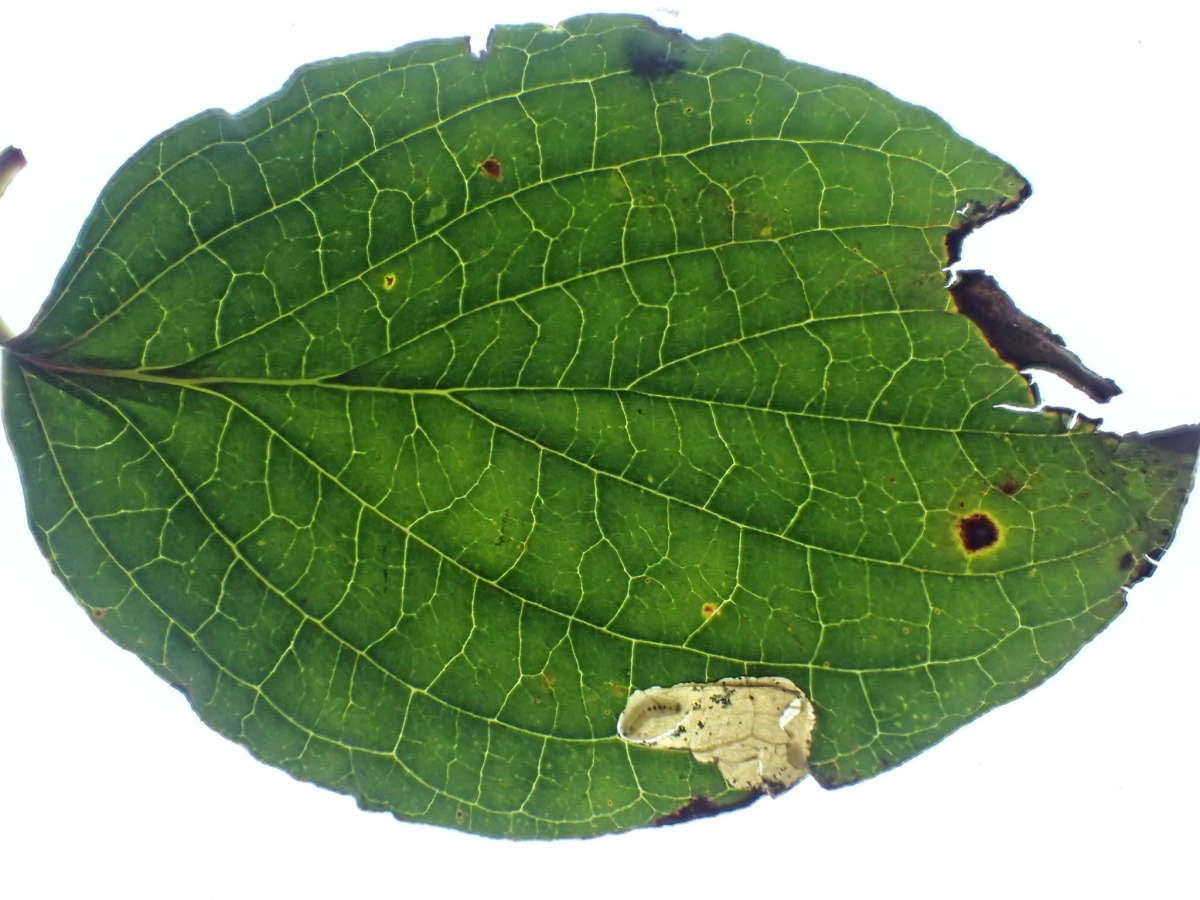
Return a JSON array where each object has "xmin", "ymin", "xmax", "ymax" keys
[{"xmin": 4, "ymin": 14, "xmax": 1195, "ymax": 837}]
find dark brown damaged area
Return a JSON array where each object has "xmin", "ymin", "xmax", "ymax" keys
[
  {"xmin": 944, "ymin": 183, "xmax": 1032, "ymax": 266},
  {"xmin": 0, "ymin": 146, "xmax": 26, "ymax": 199},
  {"xmin": 951, "ymin": 270, "xmax": 1122, "ymax": 403},
  {"xmin": 1116, "ymin": 426, "xmax": 1199, "ymax": 587},
  {"xmin": 653, "ymin": 791, "xmax": 762, "ymax": 827},
  {"xmin": 1125, "ymin": 425, "xmax": 1200, "ymax": 456}
]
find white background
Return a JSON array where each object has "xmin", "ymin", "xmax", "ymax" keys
[{"xmin": 1, "ymin": 2, "xmax": 1196, "ymax": 897}]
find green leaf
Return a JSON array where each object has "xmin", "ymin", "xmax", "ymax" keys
[{"xmin": 2, "ymin": 14, "xmax": 1195, "ymax": 838}]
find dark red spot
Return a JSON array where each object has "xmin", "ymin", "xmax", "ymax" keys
[
  {"xmin": 701, "ymin": 603, "xmax": 717, "ymax": 617},
  {"xmin": 382, "ymin": 273, "xmax": 396, "ymax": 290},
  {"xmin": 998, "ymin": 478, "xmax": 1020, "ymax": 495},
  {"xmin": 1118, "ymin": 552, "xmax": 1134, "ymax": 571},
  {"xmin": 958, "ymin": 513, "xmax": 1000, "ymax": 553},
  {"xmin": 481, "ymin": 157, "xmax": 502, "ymax": 179},
  {"xmin": 92, "ymin": 608, "xmax": 106, "ymax": 619}
]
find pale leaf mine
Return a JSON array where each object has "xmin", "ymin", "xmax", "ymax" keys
[{"xmin": 616, "ymin": 677, "xmax": 816, "ymax": 793}]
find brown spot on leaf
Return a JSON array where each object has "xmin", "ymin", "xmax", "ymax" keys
[
  {"xmin": 701, "ymin": 602, "xmax": 717, "ymax": 617},
  {"xmin": 382, "ymin": 273, "xmax": 396, "ymax": 290},
  {"xmin": 1118, "ymin": 552, "xmax": 1134, "ymax": 570},
  {"xmin": 950, "ymin": 270, "xmax": 1121, "ymax": 403},
  {"xmin": 92, "ymin": 608, "xmax": 106, "ymax": 619},
  {"xmin": 480, "ymin": 157, "xmax": 502, "ymax": 179},
  {"xmin": 958, "ymin": 512, "xmax": 1000, "ymax": 553},
  {"xmin": 998, "ymin": 478, "xmax": 1020, "ymax": 495}
]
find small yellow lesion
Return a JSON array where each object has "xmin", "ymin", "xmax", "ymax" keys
[
  {"xmin": 701, "ymin": 602, "xmax": 718, "ymax": 618},
  {"xmin": 382, "ymin": 273, "xmax": 397, "ymax": 291}
]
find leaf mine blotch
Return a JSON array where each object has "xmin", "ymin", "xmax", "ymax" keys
[{"xmin": 617, "ymin": 677, "xmax": 815, "ymax": 794}]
